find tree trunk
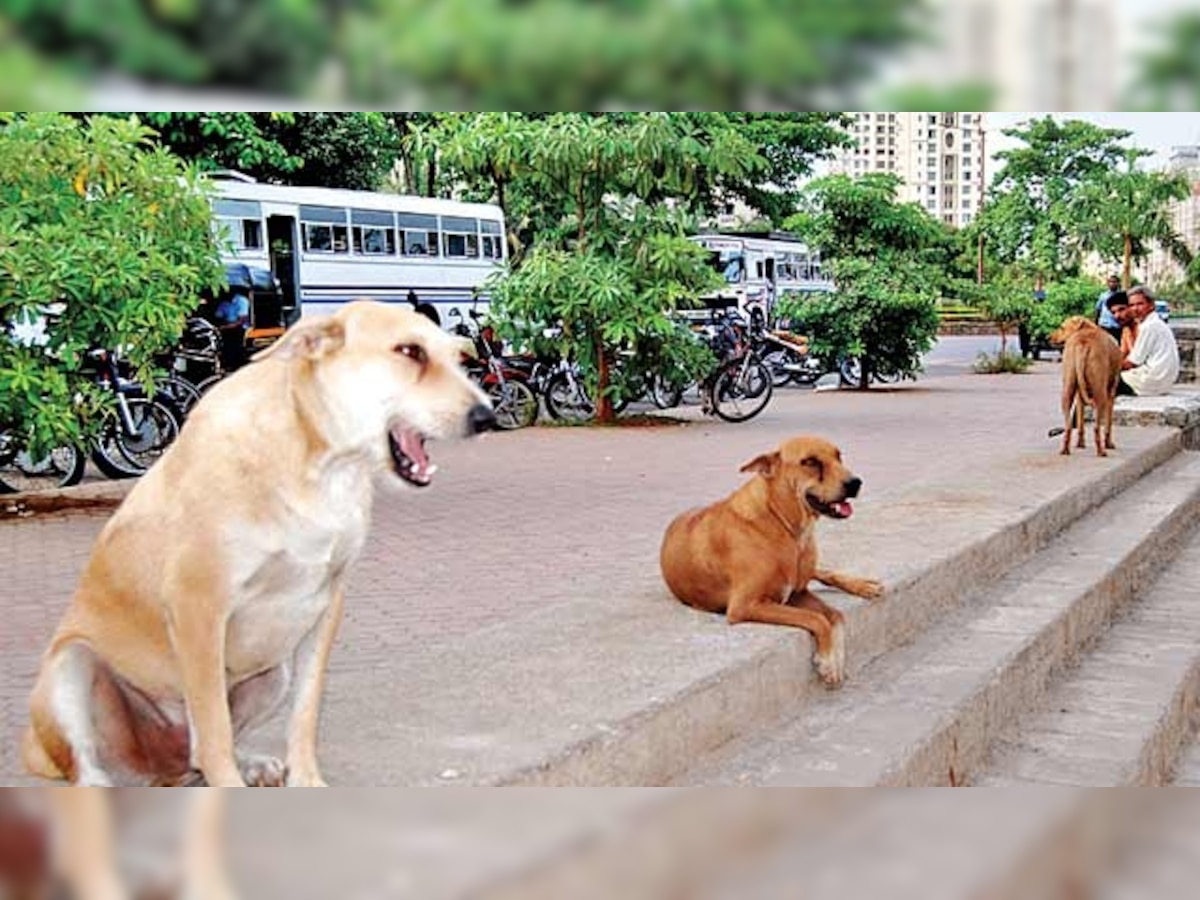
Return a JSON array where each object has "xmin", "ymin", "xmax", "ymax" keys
[
  {"xmin": 1123, "ymin": 233, "xmax": 1133, "ymax": 288},
  {"xmin": 856, "ymin": 356, "xmax": 871, "ymax": 391},
  {"xmin": 426, "ymin": 157, "xmax": 438, "ymax": 198},
  {"xmin": 595, "ymin": 337, "xmax": 615, "ymax": 423}
]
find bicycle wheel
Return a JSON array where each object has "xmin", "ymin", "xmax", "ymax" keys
[
  {"xmin": 650, "ymin": 373, "xmax": 685, "ymax": 410},
  {"xmin": 838, "ymin": 357, "xmax": 866, "ymax": 388},
  {"xmin": 761, "ymin": 349, "xmax": 794, "ymax": 388},
  {"xmin": 0, "ymin": 432, "xmax": 86, "ymax": 494},
  {"xmin": 711, "ymin": 358, "xmax": 773, "ymax": 423},
  {"xmin": 486, "ymin": 380, "xmax": 539, "ymax": 430},
  {"xmin": 112, "ymin": 398, "xmax": 180, "ymax": 473},
  {"xmin": 161, "ymin": 374, "xmax": 204, "ymax": 419},
  {"xmin": 543, "ymin": 371, "xmax": 595, "ymax": 422}
]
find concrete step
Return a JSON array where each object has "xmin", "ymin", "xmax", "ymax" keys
[
  {"xmin": 671, "ymin": 450, "xmax": 1200, "ymax": 786},
  {"xmin": 972, "ymin": 529, "xmax": 1200, "ymax": 786},
  {"xmin": 695, "ymin": 790, "xmax": 1115, "ymax": 900},
  {"xmin": 307, "ymin": 429, "xmax": 1185, "ymax": 786},
  {"xmin": 217, "ymin": 791, "xmax": 864, "ymax": 900}
]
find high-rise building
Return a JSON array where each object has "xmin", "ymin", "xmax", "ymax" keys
[
  {"xmin": 1147, "ymin": 146, "xmax": 1200, "ymax": 286},
  {"xmin": 828, "ymin": 112, "xmax": 988, "ymax": 228},
  {"xmin": 872, "ymin": 0, "xmax": 1117, "ymax": 111}
]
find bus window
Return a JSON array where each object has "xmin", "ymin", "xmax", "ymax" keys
[
  {"xmin": 480, "ymin": 220, "xmax": 505, "ymax": 260},
  {"xmin": 441, "ymin": 216, "xmax": 480, "ymax": 259},
  {"xmin": 350, "ymin": 209, "xmax": 397, "ymax": 256},
  {"xmin": 481, "ymin": 235, "xmax": 504, "ymax": 260},
  {"xmin": 303, "ymin": 223, "xmax": 350, "ymax": 253},
  {"xmin": 399, "ymin": 213, "xmax": 439, "ymax": 256},
  {"xmin": 301, "ymin": 205, "xmax": 350, "ymax": 254}
]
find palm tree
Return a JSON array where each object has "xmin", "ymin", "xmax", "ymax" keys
[{"xmin": 1071, "ymin": 149, "xmax": 1192, "ymax": 288}]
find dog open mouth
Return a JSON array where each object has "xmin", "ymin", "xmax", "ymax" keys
[
  {"xmin": 806, "ymin": 492, "xmax": 854, "ymax": 520},
  {"xmin": 388, "ymin": 427, "xmax": 436, "ymax": 488}
]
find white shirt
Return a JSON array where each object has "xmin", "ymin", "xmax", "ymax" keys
[{"xmin": 1122, "ymin": 312, "xmax": 1179, "ymax": 395}]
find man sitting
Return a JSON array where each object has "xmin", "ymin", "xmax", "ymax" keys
[{"xmin": 1119, "ymin": 285, "xmax": 1179, "ymax": 397}]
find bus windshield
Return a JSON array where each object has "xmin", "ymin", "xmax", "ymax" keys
[{"xmin": 708, "ymin": 250, "xmax": 745, "ymax": 284}]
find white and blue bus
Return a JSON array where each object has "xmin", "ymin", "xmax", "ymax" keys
[
  {"xmin": 688, "ymin": 232, "xmax": 832, "ymax": 325},
  {"xmin": 208, "ymin": 171, "xmax": 507, "ymax": 331}
]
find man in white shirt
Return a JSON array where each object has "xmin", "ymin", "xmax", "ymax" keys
[{"xmin": 1119, "ymin": 285, "xmax": 1179, "ymax": 396}]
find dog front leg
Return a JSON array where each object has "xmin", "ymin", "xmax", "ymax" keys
[
  {"xmin": 727, "ymin": 589, "xmax": 846, "ymax": 685},
  {"xmin": 285, "ymin": 587, "xmax": 345, "ymax": 787},
  {"xmin": 180, "ymin": 790, "xmax": 237, "ymax": 900},
  {"xmin": 50, "ymin": 788, "xmax": 125, "ymax": 900},
  {"xmin": 170, "ymin": 600, "xmax": 244, "ymax": 788},
  {"xmin": 813, "ymin": 568, "xmax": 884, "ymax": 601}
]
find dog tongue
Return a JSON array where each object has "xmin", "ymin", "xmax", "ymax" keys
[
  {"xmin": 833, "ymin": 500, "xmax": 854, "ymax": 518},
  {"xmin": 399, "ymin": 429, "xmax": 432, "ymax": 478}
]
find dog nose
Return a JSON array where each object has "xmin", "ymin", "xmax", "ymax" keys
[
  {"xmin": 467, "ymin": 403, "xmax": 497, "ymax": 435},
  {"xmin": 844, "ymin": 476, "xmax": 862, "ymax": 498}
]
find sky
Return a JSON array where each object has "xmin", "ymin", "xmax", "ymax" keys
[{"xmin": 983, "ymin": 113, "xmax": 1200, "ymax": 178}]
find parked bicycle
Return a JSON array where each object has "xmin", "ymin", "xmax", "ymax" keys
[{"xmin": 700, "ymin": 310, "xmax": 773, "ymax": 423}]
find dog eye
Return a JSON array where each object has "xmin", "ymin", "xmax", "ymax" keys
[
  {"xmin": 802, "ymin": 457, "xmax": 821, "ymax": 470},
  {"xmin": 394, "ymin": 343, "xmax": 427, "ymax": 364}
]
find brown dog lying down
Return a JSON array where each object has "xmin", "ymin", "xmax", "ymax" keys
[
  {"xmin": 660, "ymin": 436, "xmax": 884, "ymax": 685},
  {"xmin": 24, "ymin": 302, "xmax": 494, "ymax": 788},
  {"xmin": 1048, "ymin": 316, "xmax": 1122, "ymax": 457}
]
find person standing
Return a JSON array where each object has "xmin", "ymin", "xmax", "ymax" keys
[{"xmin": 1095, "ymin": 274, "xmax": 1123, "ymax": 343}]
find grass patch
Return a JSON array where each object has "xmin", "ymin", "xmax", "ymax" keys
[{"xmin": 973, "ymin": 351, "xmax": 1034, "ymax": 374}]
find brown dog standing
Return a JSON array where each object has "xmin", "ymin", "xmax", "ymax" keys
[
  {"xmin": 659, "ymin": 436, "xmax": 883, "ymax": 685},
  {"xmin": 1049, "ymin": 316, "xmax": 1122, "ymax": 457}
]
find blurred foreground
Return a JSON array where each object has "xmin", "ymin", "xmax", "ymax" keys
[
  {"xmin": 3, "ymin": 788, "xmax": 1200, "ymax": 899},
  {"xmin": 2, "ymin": 1, "xmax": 1199, "ymax": 109}
]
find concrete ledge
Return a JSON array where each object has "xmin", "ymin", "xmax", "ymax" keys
[
  {"xmin": 1114, "ymin": 389, "xmax": 1200, "ymax": 448},
  {"xmin": 305, "ymin": 429, "xmax": 1184, "ymax": 786}
]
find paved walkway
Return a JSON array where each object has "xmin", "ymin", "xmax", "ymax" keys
[{"xmin": 0, "ymin": 364, "xmax": 1170, "ymax": 784}]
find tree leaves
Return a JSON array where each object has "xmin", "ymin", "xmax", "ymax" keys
[{"xmin": 0, "ymin": 114, "xmax": 223, "ymax": 447}]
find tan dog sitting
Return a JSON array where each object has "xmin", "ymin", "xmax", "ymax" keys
[
  {"xmin": 1049, "ymin": 316, "xmax": 1122, "ymax": 457},
  {"xmin": 24, "ymin": 302, "xmax": 494, "ymax": 788},
  {"xmin": 660, "ymin": 436, "xmax": 884, "ymax": 685}
]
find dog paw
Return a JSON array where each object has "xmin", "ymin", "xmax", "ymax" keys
[
  {"xmin": 815, "ymin": 623, "xmax": 846, "ymax": 686},
  {"xmin": 237, "ymin": 754, "xmax": 287, "ymax": 787},
  {"xmin": 286, "ymin": 769, "xmax": 328, "ymax": 788},
  {"xmin": 859, "ymin": 579, "xmax": 885, "ymax": 601}
]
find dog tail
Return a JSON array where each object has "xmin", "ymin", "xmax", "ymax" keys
[{"xmin": 1074, "ymin": 349, "xmax": 1097, "ymax": 408}]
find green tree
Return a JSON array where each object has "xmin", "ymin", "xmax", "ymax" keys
[
  {"xmin": 777, "ymin": 257, "xmax": 940, "ymax": 387},
  {"xmin": 342, "ymin": 0, "xmax": 927, "ymax": 108},
  {"xmin": 1127, "ymin": 11, "xmax": 1200, "ymax": 110},
  {"xmin": 132, "ymin": 113, "xmax": 305, "ymax": 178},
  {"xmin": 123, "ymin": 113, "xmax": 404, "ymax": 190},
  {"xmin": 1070, "ymin": 148, "xmax": 1193, "ymax": 288},
  {"xmin": 473, "ymin": 113, "xmax": 759, "ymax": 422},
  {"xmin": 780, "ymin": 173, "xmax": 944, "ymax": 386},
  {"xmin": 978, "ymin": 117, "xmax": 1132, "ymax": 284},
  {"xmin": 0, "ymin": 114, "xmax": 223, "ymax": 454}
]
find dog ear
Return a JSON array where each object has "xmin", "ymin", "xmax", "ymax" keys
[
  {"xmin": 739, "ymin": 451, "xmax": 781, "ymax": 478},
  {"xmin": 253, "ymin": 317, "xmax": 345, "ymax": 363}
]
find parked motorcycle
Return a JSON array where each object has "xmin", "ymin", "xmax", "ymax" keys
[{"xmin": 448, "ymin": 307, "xmax": 539, "ymax": 430}]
